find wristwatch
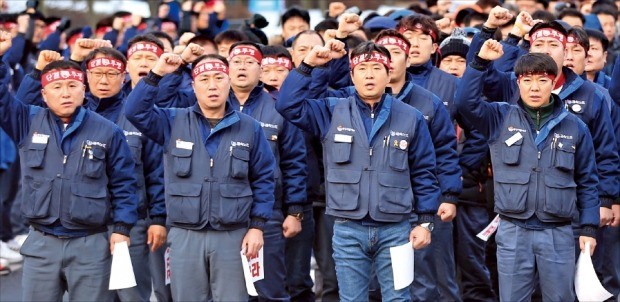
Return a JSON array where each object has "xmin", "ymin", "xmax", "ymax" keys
[
  {"xmin": 419, "ymin": 222, "xmax": 434, "ymax": 232},
  {"xmin": 289, "ymin": 212, "xmax": 304, "ymax": 221}
]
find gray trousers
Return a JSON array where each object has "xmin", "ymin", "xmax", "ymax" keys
[
  {"xmin": 168, "ymin": 227, "xmax": 248, "ymax": 301},
  {"xmin": 20, "ymin": 229, "xmax": 114, "ymax": 301}
]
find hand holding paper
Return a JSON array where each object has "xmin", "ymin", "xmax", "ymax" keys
[
  {"xmin": 575, "ymin": 242, "xmax": 612, "ymax": 301},
  {"xmin": 109, "ymin": 241, "xmax": 137, "ymax": 290},
  {"xmin": 241, "ymin": 247, "xmax": 264, "ymax": 296},
  {"xmin": 390, "ymin": 242, "xmax": 414, "ymax": 290}
]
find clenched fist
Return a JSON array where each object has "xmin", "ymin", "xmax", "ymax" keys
[
  {"xmin": 478, "ymin": 39, "xmax": 504, "ymax": 61},
  {"xmin": 36, "ymin": 50, "xmax": 63, "ymax": 71}
]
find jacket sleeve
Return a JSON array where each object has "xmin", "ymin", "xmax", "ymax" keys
[
  {"xmin": 276, "ymin": 65, "xmax": 335, "ymax": 139},
  {"xmin": 248, "ymin": 121, "xmax": 276, "ymax": 229},
  {"xmin": 142, "ymin": 136, "xmax": 166, "ymax": 225},
  {"xmin": 588, "ymin": 90, "xmax": 620, "ymax": 207},
  {"xmin": 0, "ymin": 60, "xmax": 34, "ymax": 145},
  {"xmin": 107, "ymin": 127, "xmax": 139, "ymax": 235},
  {"xmin": 125, "ymin": 72, "xmax": 175, "ymax": 146},
  {"xmin": 103, "ymin": 29, "xmax": 120, "ymax": 48},
  {"xmin": 494, "ymin": 37, "xmax": 522, "ymax": 73},
  {"xmin": 573, "ymin": 119, "xmax": 601, "ymax": 235},
  {"xmin": 327, "ymin": 47, "xmax": 352, "ymax": 90},
  {"xmin": 118, "ymin": 26, "xmax": 140, "ymax": 55},
  {"xmin": 154, "ymin": 67, "xmax": 196, "ymax": 108},
  {"xmin": 38, "ymin": 30, "xmax": 62, "ymax": 52},
  {"xmin": 610, "ymin": 55, "xmax": 620, "ymax": 105},
  {"xmin": 408, "ymin": 110, "xmax": 440, "ymax": 223},
  {"xmin": 455, "ymin": 62, "xmax": 511, "ymax": 142},
  {"xmin": 429, "ymin": 98, "xmax": 462, "ymax": 203},
  {"xmin": 3, "ymin": 34, "xmax": 26, "ymax": 68},
  {"xmin": 15, "ymin": 69, "xmax": 44, "ymax": 106},
  {"xmin": 279, "ymin": 120, "xmax": 308, "ymax": 213}
]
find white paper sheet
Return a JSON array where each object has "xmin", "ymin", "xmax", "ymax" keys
[
  {"xmin": 390, "ymin": 241, "xmax": 414, "ymax": 290},
  {"xmin": 477, "ymin": 214, "xmax": 501, "ymax": 241},
  {"xmin": 109, "ymin": 241, "xmax": 137, "ymax": 290},
  {"xmin": 575, "ymin": 242, "xmax": 613, "ymax": 301},
  {"xmin": 241, "ymin": 248, "xmax": 264, "ymax": 296}
]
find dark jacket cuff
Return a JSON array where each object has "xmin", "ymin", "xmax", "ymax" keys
[
  {"xmin": 285, "ymin": 205, "xmax": 304, "ymax": 216},
  {"xmin": 505, "ymin": 33, "xmax": 522, "ymax": 46},
  {"xmin": 416, "ymin": 214, "xmax": 435, "ymax": 224},
  {"xmin": 30, "ymin": 69, "xmax": 42, "ymax": 79},
  {"xmin": 580, "ymin": 225, "xmax": 597, "ymax": 238},
  {"xmin": 471, "ymin": 56, "xmax": 492, "ymax": 71},
  {"xmin": 249, "ymin": 218, "xmax": 267, "ymax": 231},
  {"xmin": 615, "ymin": 197, "xmax": 620, "ymax": 205},
  {"xmin": 440, "ymin": 193, "xmax": 459, "ymax": 204},
  {"xmin": 600, "ymin": 197, "xmax": 614, "ymax": 208},
  {"xmin": 481, "ymin": 26, "xmax": 497, "ymax": 37},
  {"xmin": 145, "ymin": 70, "xmax": 163, "ymax": 86},
  {"xmin": 113, "ymin": 223, "xmax": 133, "ymax": 237},
  {"xmin": 297, "ymin": 61, "xmax": 315, "ymax": 76},
  {"xmin": 150, "ymin": 216, "xmax": 167, "ymax": 226}
]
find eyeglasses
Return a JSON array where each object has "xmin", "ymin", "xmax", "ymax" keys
[
  {"xmin": 229, "ymin": 59, "xmax": 258, "ymax": 67},
  {"xmin": 88, "ymin": 71, "xmax": 124, "ymax": 80}
]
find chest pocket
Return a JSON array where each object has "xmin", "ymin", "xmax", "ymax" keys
[
  {"xmin": 171, "ymin": 147, "xmax": 193, "ymax": 178},
  {"xmin": 501, "ymin": 136, "xmax": 523, "ymax": 165},
  {"xmin": 330, "ymin": 139, "xmax": 353, "ymax": 164},
  {"xmin": 230, "ymin": 147, "xmax": 250, "ymax": 179},
  {"xmin": 553, "ymin": 141, "xmax": 575, "ymax": 172},
  {"xmin": 388, "ymin": 143, "xmax": 408, "ymax": 172},
  {"xmin": 25, "ymin": 143, "xmax": 47, "ymax": 169},
  {"xmin": 83, "ymin": 146, "xmax": 106, "ymax": 179},
  {"xmin": 126, "ymin": 136, "xmax": 143, "ymax": 166}
]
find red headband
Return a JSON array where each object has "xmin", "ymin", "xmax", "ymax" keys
[
  {"xmin": 67, "ymin": 33, "xmax": 82, "ymax": 46},
  {"xmin": 87, "ymin": 57, "xmax": 125, "ymax": 72},
  {"xmin": 228, "ymin": 46, "xmax": 262, "ymax": 63},
  {"xmin": 192, "ymin": 62, "xmax": 229, "ymax": 78},
  {"xmin": 261, "ymin": 56, "xmax": 293, "ymax": 70},
  {"xmin": 530, "ymin": 28, "xmax": 566, "ymax": 45},
  {"xmin": 376, "ymin": 36, "xmax": 410, "ymax": 54},
  {"xmin": 350, "ymin": 52, "xmax": 391, "ymax": 70},
  {"xmin": 398, "ymin": 23, "xmax": 438, "ymax": 42},
  {"xmin": 41, "ymin": 69, "xmax": 84, "ymax": 88},
  {"xmin": 127, "ymin": 42, "xmax": 164, "ymax": 58}
]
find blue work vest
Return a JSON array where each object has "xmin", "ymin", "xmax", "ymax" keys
[
  {"xmin": 19, "ymin": 109, "xmax": 116, "ymax": 230},
  {"xmin": 164, "ymin": 109, "xmax": 256, "ymax": 231},
  {"xmin": 490, "ymin": 106, "xmax": 582, "ymax": 222},
  {"xmin": 323, "ymin": 97, "xmax": 420, "ymax": 222}
]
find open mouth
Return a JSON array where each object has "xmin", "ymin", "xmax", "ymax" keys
[
  {"xmin": 365, "ymin": 83, "xmax": 376, "ymax": 90},
  {"xmin": 138, "ymin": 72, "xmax": 148, "ymax": 78}
]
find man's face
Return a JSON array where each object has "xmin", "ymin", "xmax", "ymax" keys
[
  {"xmin": 158, "ymin": 37, "xmax": 173, "ymax": 53},
  {"xmin": 229, "ymin": 54, "xmax": 261, "ymax": 91},
  {"xmin": 516, "ymin": 0, "xmax": 538, "ymax": 13},
  {"xmin": 87, "ymin": 54, "xmax": 125, "ymax": 99},
  {"xmin": 518, "ymin": 74, "xmax": 555, "ymax": 108},
  {"xmin": 561, "ymin": 16, "xmax": 584, "ymax": 28},
  {"xmin": 564, "ymin": 42, "xmax": 587, "ymax": 75},
  {"xmin": 126, "ymin": 49, "xmax": 159, "ymax": 86},
  {"xmin": 217, "ymin": 40, "xmax": 235, "ymax": 58},
  {"xmin": 597, "ymin": 14, "xmax": 616, "ymax": 42},
  {"xmin": 32, "ymin": 19, "xmax": 46, "ymax": 44},
  {"xmin": 260, "ymin": 64, "xmax": 289, "ymax": 90},
  {"xmin": 351, "ymin": 61, "xmax": 391, "ymax": 102},
  {"xmin": 282, "ymin": 16, "xmax": 309, "ymax": 41},
  {"xmin": 382, "ymin": 44, "xmax": 409, "ymax": 83},
  {"xmin": 402, "ymin": 29, "xmax": 437, "ymax": 66},
  {"xmin": 586, "ymin": 38, "xmax": 607, "ymax": 72},
  {"xmin": 41, "ymin": 78, "xmax": 85, "ymax": 120},
  {"xmin": 291, "ymin": 33, "xmax": 324, "ymax": 67},
  {"xmin": 192, "ymin": 60, "xmax": 230, "ymax": 111},
  {"xmin": 530, "ymin": 37, "xmax": 566, "ymax": 72},
  {"xmin": 439, "ymin": 55, "xmax": 467, "ymax": 78}
]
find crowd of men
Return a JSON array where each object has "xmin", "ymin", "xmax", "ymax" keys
[{"xmin": 0, "ymin": 0, "xmax": 619, "ymax": 301}]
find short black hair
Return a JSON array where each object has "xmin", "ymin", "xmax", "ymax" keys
[
  {"xmin": 559, "ymin": 8, "xmax": 585, "ymax": 25},
  {"xmin": 349, "ymin": 41, "xmax": 392, "ymax": 75},
  {"xmin": 214, "ymin": 30, "xmax": 249, "ymax": 45},
  {"xmin": 292, "ymin": 30, "xmax": 325, "ymax": 48},
  {"xmin": 41, "ymin": 60, "xmax": 82, "ymax": 75},
  {"xmin": 586, "ymin": 28, "xmax": 610, "ymax": 51},
  {"xmin": 568, "ymin": 26, "xmax": 590, "ymax": 51},
  {"xmin": 84, "ymin": 47, "xmax": 127, "ymax": 68},
  {"xmin": 514, "ymin": 53, "xmax": 558, "ymax": 78},
  {"xmin": 228, "ymin": 41, "xmax": 263, "ymax": 56},
  {"xmin": 396, "ymin": 15, "xmax": 440, "ymax": 43},
  {"xmin": 314, "ymin": 19, "xmax": 338, "ymax": 33},
  {"xmin": 591, "ymin": 3, "xmax": 618, "ymax": 20},
  {"xmin": 193, "ymin": 54, "xmax": 229, "ymax": 67},
  {"xmin": 531, "ymin": 9, "xmax": 556, "ymax": 22},
  {"xmin": 188, "ymin": 34, "xmax": 217, "ymax": 50},
  {"xmin": 151, "ymin": 31, "xmax": 174, "ymax": 49},
  {"xmin": 127, "ymin": 34, "xmax": 165, "ymax": 52},
  {"xmin": 262, "ymin": 45, "xmax": 292, "ymax": 61},
  {"xmin": 281, "ymin": 6, "xmax": 310, "ymax": 26}
]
